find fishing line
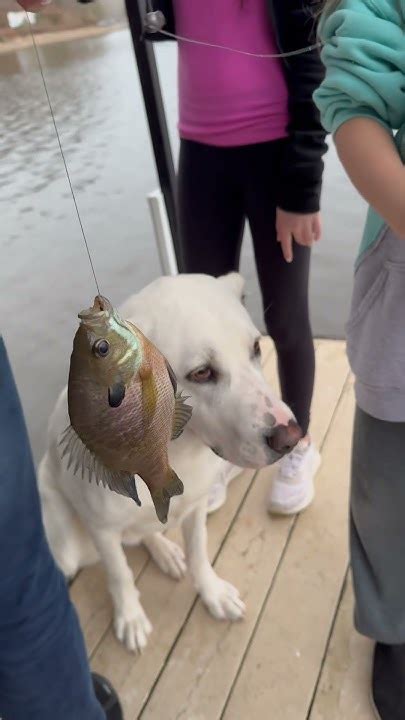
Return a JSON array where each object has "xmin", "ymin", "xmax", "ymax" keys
[
  {"xmin": 152, "ymin": 28, "xmax": 322, "ymax": 59},
  {"xmin": 143, "ymin": 4, "xmax": 323, "ymax": 58},
  {"xmin": 26, "ymin": 11, "xmax": 101, "ymax": 297}
]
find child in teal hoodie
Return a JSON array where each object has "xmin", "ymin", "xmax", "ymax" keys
[{"xmin": 314, "ymin": 1, "xmax": 405, "ymax": 717}]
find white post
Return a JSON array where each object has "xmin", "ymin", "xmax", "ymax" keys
[{"xmin": 147, "ymin": 188, "xmax": 178, "ymax": 276}]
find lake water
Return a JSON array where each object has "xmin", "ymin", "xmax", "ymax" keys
[{"xmin": 0, "ymin": 28, "xmax": 367, "ymax": 460}]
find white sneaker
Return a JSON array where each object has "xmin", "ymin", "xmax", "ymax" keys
[
  {"xmin": 207, "ymin": 463, "xmax": 243, "ymax": 514},
  {"xmin": 267, "ymin": 440, "xmax": 321, "ymax": 515}
]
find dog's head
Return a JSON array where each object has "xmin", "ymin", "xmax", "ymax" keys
[{"xmin": 120, "ymin": 273, "xmax": 301, "ymax": 468}]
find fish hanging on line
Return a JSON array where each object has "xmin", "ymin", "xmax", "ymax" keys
[{"xmin": 60, "ymin": 295, "xmax": 192, "ymax": 523}]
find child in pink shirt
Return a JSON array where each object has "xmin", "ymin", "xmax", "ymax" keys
[{"xmin": 148, "ymin": 0, "xmax": 327, "ymax": 515}]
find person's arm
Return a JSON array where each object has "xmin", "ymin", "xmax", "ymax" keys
[
  {"xmin": 335, "ymin": 118, "xmax": 405, "ymax": 239},
  {"xmin": 269, "ymin": 1, "xmax": 328, "ymax": 261},
  {"xmin": 271, "ymin": 0, "xmax": 328, "ymax": 216},
  {"xmin": 313, "ymin": 0, "xmax": 405, "ymax": 231}
]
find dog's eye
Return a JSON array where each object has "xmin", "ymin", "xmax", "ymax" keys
[
  {"xmin": 187, "ymin": 366, "xmax": 214, "ymax": 384},
  {"xmin": 253, "ymin": 340, "xmax": 261, "ymax": 358}
]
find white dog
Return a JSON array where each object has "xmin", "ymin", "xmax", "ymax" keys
[{"xmin": 38, "ymin": 273, "xmax": 300, "ymax": 653}]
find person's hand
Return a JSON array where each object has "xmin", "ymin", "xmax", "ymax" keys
[
  {"xmin": 16, "ymin": 0, "xmax": 51, "ymax": 11},
  {"xmin": 276, "ymin": 208, "xmax": 322, "ymax": 263}
]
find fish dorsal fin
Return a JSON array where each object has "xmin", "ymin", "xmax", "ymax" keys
[
  {"xmin": 59, "ymin": 426, "xmax": 141, "ymax": 506},
  {"xmin": 171, "ymin": 390, "xmax": 193, "ymax": 441},
  {"xmin": 165, "ymin": 358, "xmax": 177, "ymax": 395}
]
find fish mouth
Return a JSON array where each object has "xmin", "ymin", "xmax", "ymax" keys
[{"xmin": 78, "ymin": 295, "xmax": 113, "ymax": 322}]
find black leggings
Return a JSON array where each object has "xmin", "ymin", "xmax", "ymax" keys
[{"xmin": 178, "ymin": 138, "xmax": 315, "ymax": 435}]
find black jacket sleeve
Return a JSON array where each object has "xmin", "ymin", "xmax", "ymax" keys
[{"xmin": 269, "ymin": 0, "xmax": 328, "ymax": 214}]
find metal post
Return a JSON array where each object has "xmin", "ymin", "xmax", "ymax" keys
[
  {"xmin": 124, "ymin": 0, "xmax": 183, "ymax": 271},
  {"xmin": 147, "ymin": 189, "xmax": 178, "ymax": 275}
]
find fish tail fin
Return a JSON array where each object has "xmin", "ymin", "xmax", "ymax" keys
[
  {"xmin": 171, "ymin": 391, "xmax": 193, "ymax": 441},
  {"xmin": 151, "ymin": 468, "xmax": 184, "ymax": 524}
]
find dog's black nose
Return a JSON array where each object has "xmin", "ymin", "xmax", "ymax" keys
[{"xmin": 267, "ymin": 420, "xmax": 302, "ymax": 455}]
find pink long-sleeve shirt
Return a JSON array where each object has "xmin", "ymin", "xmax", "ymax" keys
[{"xmin": 174, "ymin": 0, "xmax": 290, "ymax": 147}]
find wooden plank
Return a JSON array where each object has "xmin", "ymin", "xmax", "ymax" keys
[
  {"xmin": 223, "ymin": 373, "xmax": 354, "ymax": 720},
  {"xmin": 309, "ymin": 575, "xmax": 374, "ymax": 720},
  {"xmin": 141, "ymin": 342, "xmax": 350, "ymax": 720}
]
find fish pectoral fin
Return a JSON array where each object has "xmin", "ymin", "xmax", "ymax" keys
[
  {"xmin": 150, "ymin": 468, "xmax": 184, "ymax": 524},
  {"xmin": 59, "ymin": 425, "xmax": 141, "ymax": 506},
  {"xmin": 104, "ymin": 471, "xmax": 141, "ymax": 506},
  {"xmin": 171, "ymin": 390, "xmax": 193, "ymax": 441},
  {"xmin": 108, "ymin": 381, "xmax": 126, "ymax": 408}
]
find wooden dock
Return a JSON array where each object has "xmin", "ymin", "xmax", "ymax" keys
[{"xmin": 71, "ymin": 339, "xmax": 375, "ymax": 720}]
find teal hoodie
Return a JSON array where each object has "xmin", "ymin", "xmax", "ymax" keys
[
  {"xmin": 314, "ymin": 1, "xmax": 405, "ymax": 422},
  {"xmin": 313, "ymin": 0, "xmax": 405, "ymax": 263}
]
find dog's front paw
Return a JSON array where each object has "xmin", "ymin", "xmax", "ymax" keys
[
  {"xmin": 146, "ymin": 534, "xmax": 187, "ymax": 580},
  {"xmin": 114, "ymin": 604, "xmax": 153, "ymax": 654},
  {"xmin": 200, "ymin": 576, "xmax": 245, "ymax": 621}
]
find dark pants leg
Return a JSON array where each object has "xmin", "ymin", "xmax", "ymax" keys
[
  {"xmin": 178, "ymin": 139, "xmax": 245, "ymax": 274},
  {"xmin": 177, "ymin": 138, "xmax": 314, "ymax": 433},
  {"xmin": 0, "ymin": 338, "xmax": 105, "ymax": 720},
  {"xmin": 242, "ymin": 142, "xmax": 314, "ymax": 434},
  {"xmin": 351, "ymin": 405, "xmax": 405, "ymax": 644}
]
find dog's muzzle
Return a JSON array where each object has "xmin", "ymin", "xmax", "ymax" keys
[{"xmin": 266, "ymin": 420, "xmax": 302, "ymax": 456}]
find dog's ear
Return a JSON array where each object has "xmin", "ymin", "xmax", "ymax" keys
[{"xmin": 218, "ymin": 272, "xmax": 245, "ymax": 300}]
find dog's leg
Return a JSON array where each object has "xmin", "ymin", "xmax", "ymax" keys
[
  {"xmin": 143, "ymin": 533, "xmax": 187, "ymax": 580},
  {"xmin": 182, "ymin": 501, "xmax": 245, "ymax": 621},
  {"xmin": 90, "ymin": 528, "xmax": 152, "ymax": 653}
]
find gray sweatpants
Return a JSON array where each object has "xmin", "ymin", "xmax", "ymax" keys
[{"xmin": 351, "ymin": 405, "xmax": 405, "ymax": 644}]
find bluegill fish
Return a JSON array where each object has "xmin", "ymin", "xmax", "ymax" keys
[{"xmin": 60, "ymin": 296, "xmax": 192, "ymax": 523}]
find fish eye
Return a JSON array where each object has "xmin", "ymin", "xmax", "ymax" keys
[{"xmin": 93, "ymin": 339, "xmax": 110, "ymax": 358}]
